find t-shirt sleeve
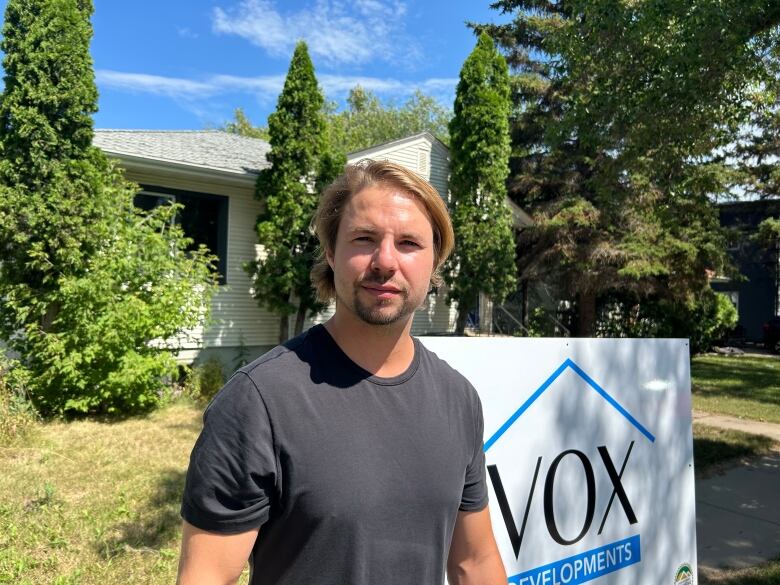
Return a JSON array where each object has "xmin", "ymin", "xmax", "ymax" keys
[
  {"xmin": 460, "ymin": 389, "xmax": 489, "ymax": 512},
  {"xmin": 181, "ymin": 371, "xmax": 277, "ymax": 533}
]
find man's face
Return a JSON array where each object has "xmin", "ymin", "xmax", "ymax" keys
[{"xmin": 327, "ymin": 183, "xmax": 436, "ymax": 327}]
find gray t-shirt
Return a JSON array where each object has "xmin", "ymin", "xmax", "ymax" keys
[{"xmin": 181, "ymin": 324, "xmax": 488, "ymax": 585}]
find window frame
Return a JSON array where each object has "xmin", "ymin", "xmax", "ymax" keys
[{"xmin": 136, "ymin": 184, "xmax": 230, "ymax": 285}]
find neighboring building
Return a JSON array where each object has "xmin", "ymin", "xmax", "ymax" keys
[
  {"xmin": 712, "ymin": 199, "xmax": 780, "ymax": 342},
  {"xmin": 95, "ymin": 130, "xmax": 529, "ymax": 365}
]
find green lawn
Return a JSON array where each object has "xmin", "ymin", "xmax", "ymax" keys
[
  {"xmin": 692, "ymin": 424, "xmax": 777, "ymax": 474},
  {"xmin": 0, "ymin": 402, "xmax": 250, "ymax": 585},
  {"xmin": 1, "ymin": 395, "xmax": 774, "ymax": 583},
  {"xmin": 691, "ymin": 355, "xmax": 780, "ymax": 423}
]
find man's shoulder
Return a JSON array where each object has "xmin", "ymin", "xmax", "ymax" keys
[
  {"xmin": 236, "ymin": 326, "xmax": 323, "ymax": 388},
  {"xmin": 415, "ymin": 338, "xmax": 479, "ymax": 398},
  {"xmin": 415, "ymin": 338, "xmax": 467, "ymax": 378}
]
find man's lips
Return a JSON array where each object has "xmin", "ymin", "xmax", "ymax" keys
[{"xmin": 361, "ymin": 283, "xmax": 403, "ymax": 297}]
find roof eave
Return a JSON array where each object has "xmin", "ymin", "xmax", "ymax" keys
[
  {"xmin": 103, "ymin": 151, "xmax": 261, "ymax": 188},
  {"xmin": 348, "ymin": 131, "xmax": 444, "ymax": 159}
]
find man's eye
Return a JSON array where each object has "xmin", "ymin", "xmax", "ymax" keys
[{"xmin": 401, "ymin": 240, "xmax": 420, "ymax": 248}]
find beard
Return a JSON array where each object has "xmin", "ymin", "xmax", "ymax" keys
[{"xmin": 351, "ymin": 276, "xmax": 414, "ymax": 326}]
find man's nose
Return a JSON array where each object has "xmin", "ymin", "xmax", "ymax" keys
[{"xmin": 371, "ymin": 237, "xmax": 398, "ymax": 274}]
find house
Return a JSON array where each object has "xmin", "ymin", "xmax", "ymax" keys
[
  {"xmin": 711, "ymin": 199, "xmax": 780, "ymax": 342},
  {"xmin": 95, "ymin": 130, "xmax": 529, "ymax": 366},
  {"xmin": 94, "ymin": 130, "xmax": 275, "ymax": 365}
]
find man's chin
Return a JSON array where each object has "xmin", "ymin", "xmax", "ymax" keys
[
  {"xmin": 357, "ymin": 309, "xmax": 406, "ymax": 326},
  {"xmin": 354, "ymin": 301, "xmax": 410, "ymax": 326}
]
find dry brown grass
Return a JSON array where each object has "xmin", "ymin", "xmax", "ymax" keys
[{"xmin": 0, "ymin": 401, "xmax": 250, "ymax": 584}]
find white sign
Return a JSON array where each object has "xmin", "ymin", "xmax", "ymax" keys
[{"xmin": 420, "ymin": 337, "xmax": 697, "ymax": 585}]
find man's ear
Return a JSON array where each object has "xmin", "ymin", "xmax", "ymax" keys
[{"xmin": 326, "ymin": 248, "xmax": 335, "ymax": 271}]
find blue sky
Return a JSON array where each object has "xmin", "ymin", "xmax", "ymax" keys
[{"xmin": 0, "ymin": 0, "xmax": 511, "ymax": 130}]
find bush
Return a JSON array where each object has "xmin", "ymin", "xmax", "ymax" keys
[
  {"xmin": 0, "ymin": 355, "xmax": 38, "ymax": 444},
  {"xmin": 596, "ymin": 288, "xmax": 738, "ymax": 354},
  {"xmin": 7, "ymin": 197, "xmax": 218, "ymax": 416},
  {"xmin": 527, "ymin": 307, "xmax": 557, "ymax": 337},
  {"xmin": 184, "ymin": 358, "xmax": 226, "ymax": 404},
  {"xmin": 685, "ymin": 290, "xmax": 739, "ymax": 353}
]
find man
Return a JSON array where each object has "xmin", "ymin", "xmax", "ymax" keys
[{"xmin": 177, "ymin": 160, "xmax": 507, "ymax": 585}]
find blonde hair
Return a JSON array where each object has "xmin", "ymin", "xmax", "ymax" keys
[{"xmin": 311, "ymin": 159, "xmax": 454, "ymax": 302}]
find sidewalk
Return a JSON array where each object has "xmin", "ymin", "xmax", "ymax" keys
[
  {"xmin": 693, "ymin": 410, "xmax": 780, "ymax": 443},
  {"xmin": 693, "ymin": 411, "xmax": 780, "ymax": 572}
]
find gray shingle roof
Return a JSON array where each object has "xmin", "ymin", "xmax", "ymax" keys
[{"xmin": 93, "ymin": 130, "xmax": 271, "ymax": 175}]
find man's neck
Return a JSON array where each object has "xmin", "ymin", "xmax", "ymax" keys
[{"xmin": 324, "ymin": 311, "xmax": 415, "ymax": 378}]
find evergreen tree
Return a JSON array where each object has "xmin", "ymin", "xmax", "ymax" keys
[
  {"xmin": 475, "ymin": 1, "xmax": 780, "ymax": 335},
  {"xmin": 248, "ymin": 41, "xmax": 345, "ymax": 343},
  {"xmin": 445, "ymin": 33, "xmax": 517, "ymax": 334},
  {"xmin": 0, "ymin": 0, "xmax": 217, "ymax": 414}
]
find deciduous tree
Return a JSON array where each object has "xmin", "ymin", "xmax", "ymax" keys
[
  {"xmin": 328, "ymin": 87, "xmax": 451, "ymax": 153},
  {"xmin": 226, "ymin": 86, "xmax": 451, "ymax": 153},
  {"xmin": 224, "ymin": 107, "xmax": 270, "ymax": 141}
]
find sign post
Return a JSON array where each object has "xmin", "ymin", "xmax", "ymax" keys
[{"xmin": 420, "ymin": 337, "xmax": 697, "ymax": 585}]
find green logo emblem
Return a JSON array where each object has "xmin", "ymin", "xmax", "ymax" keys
[{"xmin": 674, "ymin": 563, "xmax": 694, "ymax": 585}]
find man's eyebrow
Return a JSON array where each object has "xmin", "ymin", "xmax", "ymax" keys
[
  {"xmin": 347, "ymin": 226, "xmax": 428, "ymax": 241},
  {"xmin": 398, "ymin": 232, "xmax": 426, "ymax": 241},
  {"xmin": 348, "ymin": 226, "xmax": 378, "ymax": 234}
]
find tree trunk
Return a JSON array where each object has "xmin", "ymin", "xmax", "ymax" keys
[
  {"xmin": 41, "ymin": 301, "xmax": 61, "ymax": 333},
  {"xmin": 479, "ymin": 293, "xmax": 494, "ymax": 335},
  {"xmin": 521, "ymin": 280, "xmax": 529, "ymax": 329},
  {"xmin": 294, "ymin": 303, "xmax": 306, "ymax": 337},
  {"xmin": 278, "ymin": 315, "xmax": 289, "ymax": 345},
  {"xmin": 576, "ymin": 290, "xmax": 597, "ymax": 337},
  {"xmin": 455, "ymin": 301, "xmax": 472, "ymax": 335}
]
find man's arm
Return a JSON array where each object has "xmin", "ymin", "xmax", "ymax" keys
[
  {"xmin": 447, "ymin": 507, "xmax": 507, "ymax": 585},
  {"xmin": 176, "ymin": 520, "xmax": 259, "ymax": 585}
]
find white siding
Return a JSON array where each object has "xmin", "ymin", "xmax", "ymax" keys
[
  {"xmin": 410, "ymin": 287, "xmax": 457, "ymax": 335},
  {"xmin": 428, "ymin": 140, "xmax": 451, "ymax": 206},
  {"xmin": 122, "ymin": 168, "xmax": 279, "ymax": 351},
  {"xmin": 348, "ymin": 136, "xmax": 445, "ymax": 194},
  {"xmin": 304, "ymin": 302, "xmax": 335, "ymax": 331}
]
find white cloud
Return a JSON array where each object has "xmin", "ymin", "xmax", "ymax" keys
[
  {"xmin": 320, "ymin": 74, "xmax": 405, "ymax": 94},
  {"xmin": 211, "ymin": 0, "xmax": 415, "ymax": 67},
  {"xmin": 98, "ymin": 69, "xmax": 456, "ymax": 103},
  {"xmin": 211, "ymin": 74, "xmax": 287, "ymax": 94},
  {"xmin": 418, "ymin": 78, "xmax": 459, "ymax": 92},
  {"xmin": 176, "ymin": 27, "xmax": 199, "ymax": 39},
  {"xmin": 97, "ymin": 69, "xmax": 456, "ymax": 128},
  {"xmin": 96, "ymin": 70, "xmax": 217, "ymax": 100}
]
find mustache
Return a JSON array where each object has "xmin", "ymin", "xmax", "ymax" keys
[{"xmin": 359, "ymin": 274, "xmax": 407, "ymax": 292}]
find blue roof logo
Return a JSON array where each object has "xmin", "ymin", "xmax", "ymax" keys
[{"xmin": 484, "ymin": 358, "xmax": 656, "ymax": 453}]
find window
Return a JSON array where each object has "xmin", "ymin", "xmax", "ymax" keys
[{"xmin": 134, "ymin": 185, "xmax": 229, "ymax": 284}]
